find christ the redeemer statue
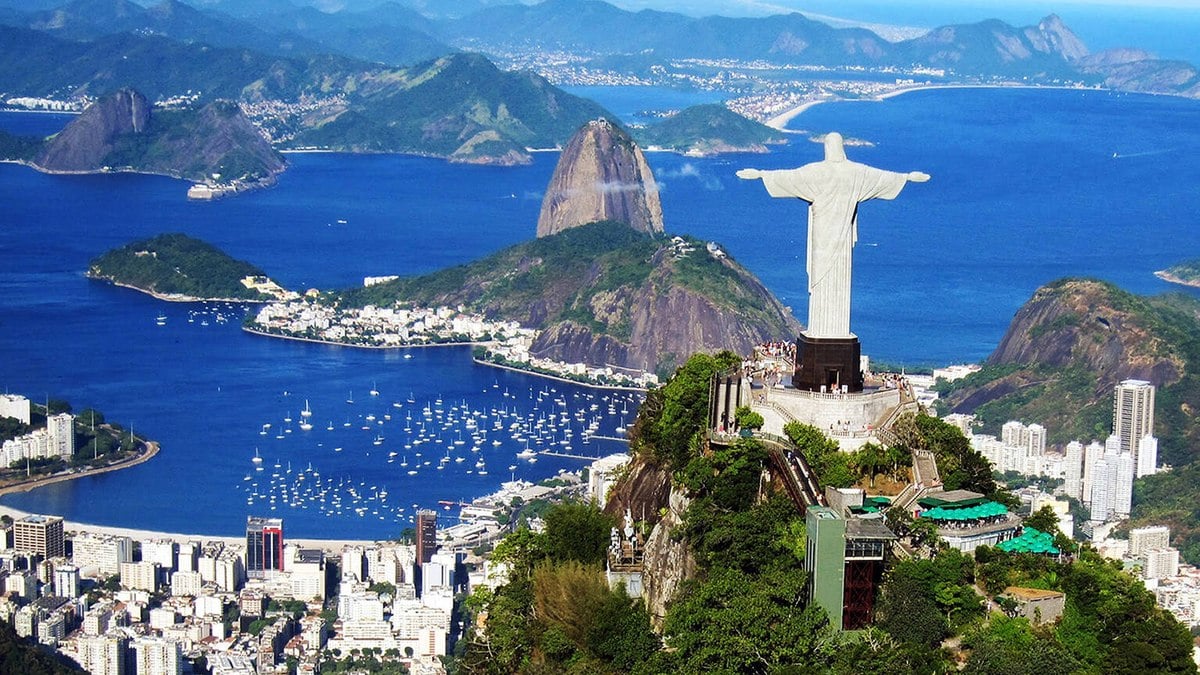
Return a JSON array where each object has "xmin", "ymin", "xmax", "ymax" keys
[
  {"xmin": 737, "ymin": 133, "xmax": 929, "ymax": 339},
  {"xmin": 737, "ymin": 132, "xmax": 928, "ymax": 393}
]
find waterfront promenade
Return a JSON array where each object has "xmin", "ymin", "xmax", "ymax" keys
[{"xmin": 0, "ymin": 440, "xmax": 161, "ymax": 498}]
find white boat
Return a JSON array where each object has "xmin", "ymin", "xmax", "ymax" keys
[
  {"xmin": 370, "ymin": 381, "xmax": 380, "ymax": 397},
  {"xmin": 155, "ymin": 314, "xmax": 167, "ymax": 325},
  {"xmin": 299, "ymin": 419, "xmax": 313, "ymax": 431},
  {"xmin": 251, "ymin": 449, "xmax": 263, "ymax": 464},
  {"xmin": 301, "ymin": 400, "xmax": 313, "ymax": 417}
]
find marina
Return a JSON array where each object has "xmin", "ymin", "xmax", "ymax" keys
[{"xmin": 237, "ymin": 380, "xmax": 639, "ymax": 527}]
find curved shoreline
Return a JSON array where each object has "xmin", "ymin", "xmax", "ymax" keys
[
  {"xmin": 90, "ymin": 276, "xmax": 272, "ymax": 304},
  {"xmin": 0, "ymin": 440, "xmax": 160, "ymax": 498},
  {"xmin": 471, "ymin": 358, "xmax": 648, "ymax": 392},
  {"xmin": 766, "ymin": 83, "xmax": 1107, "ymax": 131},
  {"xmin": 242, "ymin": 326, "xmax": 650, "ymax": 390},
  {"xmin": 241, "ymin": 325, "xmax": 481, "ymax": 350}
]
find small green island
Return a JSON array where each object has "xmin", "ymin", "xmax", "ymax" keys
[
  {"xmin": 88, "ymin": 233, "xmax": 296, "ymax": 302},
  {"xmin": 635, "ymin": 104, "xmax": 788, "ymax": 155},
  {"xmin": 1154, "ymin": 258, "xmax": 1200, "ymax": 288}
]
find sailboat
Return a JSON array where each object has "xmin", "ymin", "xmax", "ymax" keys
[
  {"xmin": 370, "ymin": 381, "xmax": 380, "ymax": 397},
  {"xmin": 251, "ymin": 448, "xmax": 263, "ymax": 464},
  {"xmin": 346, "ymin": 391, "xmax": 354, "ymax": 404},
  {"xmin": 301, "ymin": 400, "xmax": 313, "ymax": 417}
]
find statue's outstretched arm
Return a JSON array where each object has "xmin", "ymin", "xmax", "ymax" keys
[
  {"xmin": 736, "ymin": 169, "xmax": 762, "ymax": 180},
  {"xmin": 907, "ymin": 171, "xmax": 931, "ymax": 183}
]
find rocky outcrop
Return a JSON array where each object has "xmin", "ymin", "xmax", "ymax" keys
[
  {"xmin": 986, "ymin": 279, "xmax": 1184, "ymax": 384},
  {"xmin": 369, "ymin": 220, "xmax": 800, "ymax": 375},
  {"xmin": 537, "ymin": 119, "xmax": 663, "ymax": 238},
  {"xmin": 1027, "ymin": 14, "xmax": 1089, "ymax": 62},
  {"xmin": 1078, "ymin": 52, "xmax": 1200, "ymax": 98},
  {"xmin": 639, "ymin": 486, "xmax": 695, "ymax": 630},
  {"xmin": 37, "ymin": 88, "xmax": 150, "ymax": 171},
  {"xmin": 31, "ymin": 89, "xmax": 284, "ymax": 186}
]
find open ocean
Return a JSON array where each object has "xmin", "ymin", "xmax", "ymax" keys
[{"xmin": 2, "ymin": 85, "xmax": 1199, "ymax": 538}]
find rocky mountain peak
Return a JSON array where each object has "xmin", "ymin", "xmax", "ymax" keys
[
  {"xmin": 37, "ymin": 88, "xmax": 151, "ymax": 172},
  {"xmin": 537, "ymin": 119, "xmax": 664, "ymax": 238},
  {"xmin": 1032, "ymin": 13, "xmax": 1089, "ymax": 61}
]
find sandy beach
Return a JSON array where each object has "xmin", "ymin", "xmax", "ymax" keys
[
  {"xmin": 765, "ymin": 83, "xmax": 1104, "ymax": 131},
  {"xmin": 0, "ymin": 501, "xmax": 381, "ymax": 552}
]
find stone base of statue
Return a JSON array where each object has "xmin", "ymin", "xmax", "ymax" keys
[{"xmin": 793, "ymin": 333, "xmax": 863, "ymax": 394}]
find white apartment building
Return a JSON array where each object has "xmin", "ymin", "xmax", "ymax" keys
[
  {"xmin": 0, "ymin": 394, "xmax": 31, "ymax": 424},
  {"xmin": 1130, "ymin": 525, "xmax": 1172, "ymax": 557},
  {"xmin": 1144, "ymin": 547, "xmax": 1181, "ymax": 580},
  {"xmin": 73, "ymin": 533, "xmax": 133, "ymax": 576}
]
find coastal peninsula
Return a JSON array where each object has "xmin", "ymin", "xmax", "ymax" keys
[
  {"xmin": 88, "ymin": 233, "xmax": 297, "ymax": 303},
  {"xmin": 1155, "ymin": 259, "xmax": 1200, "ymax": 288},
  {"xmin": 0, "ymin": 395, "xmax": 157, "ymax": 497}
]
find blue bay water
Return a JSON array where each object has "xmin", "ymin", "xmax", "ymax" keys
[{"xmin": 2, "ymin": 86, "xmax": 1199, "ymax": 537}]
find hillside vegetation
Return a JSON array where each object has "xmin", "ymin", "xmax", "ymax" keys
[
  {"xmin": 466, "ymin": 353, "xmax": 1195, "ymax": 672},
  {"xmin": 336, "ymin": 221, "xmax": 799, "ymax": 374},
  {"xmin": 88, "ymin": 233, "xmax": 275, "ymax": 301}
]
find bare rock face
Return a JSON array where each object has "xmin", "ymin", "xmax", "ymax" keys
[
  {"xmin": 38, "ymin": 88, "xmax": 150, "ymax": 171},
  {"xmin": 639, "ymin": 485, "xmax": 695, "ymax": 630},
  {"xmin": 537, "ymin": 119, "xmax": 663, "ymax": 237},
  {"xmin": 1027, "ymin": 14, "xmax": 1089, "ymax": 62}
]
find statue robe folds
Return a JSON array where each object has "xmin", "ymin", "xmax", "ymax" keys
[{"xmin": 758, "ymin": 160, "xmax": 911, "ymax": 339}]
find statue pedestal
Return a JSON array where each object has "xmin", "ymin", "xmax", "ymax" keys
[{"xmin": 793, "ymin": 333, "xmax": 863, "ymax": 394}]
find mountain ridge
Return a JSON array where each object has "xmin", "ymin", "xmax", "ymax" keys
[{"xmin": 939, "ymin": 278, "xmax": 1200, "ymax": 466}]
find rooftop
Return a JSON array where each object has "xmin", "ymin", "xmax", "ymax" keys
[
  {"xmin": 846, "ymin": 517, "xmax": 897, "ymax": 541},
  {"xmin": 917, "ymin": 489, "xmax": 986, "ymax": 508}
]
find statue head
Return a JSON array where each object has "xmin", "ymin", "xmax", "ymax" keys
[{"xmin": 823, "ymin": 132, "xmax": 847, "ymax": 162}]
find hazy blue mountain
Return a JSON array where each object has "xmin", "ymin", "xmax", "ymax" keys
[
  {"xmin": 896, "ymin": 14, "xmax": 1087, "ymax": 78},
  {"xmin": 179, "ymin": 0, "xmax": 519, "ymax": 20},
  {"xmin": 16, "ymin": 0, "xmax": 328, "ymax": 57},
  {"xmin": 443, "ymin": 0, "xmax": 1090, "ymax": 76},
  {"xmin": 251, "ymin": 3, "xmax": 449, "ymax": 66},
  {"xmin": 0, "ymin": 26, "xmax": 611, "ymax": 162},
  {"xmin": 0, "ymin": 25, "xmax": 369, "ymax": 100},
  {"xmin": 292, "ymin": 52, "xmax": 613, "ymax": 161}
]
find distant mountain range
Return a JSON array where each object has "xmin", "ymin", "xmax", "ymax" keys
[
  {"xmin": 1, "ymin": 0, "xmax": 1197, "ymax": 168},
  {"xmin": 0, "ymin": 0, "xmax": 1196, "ymax": 91}
]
